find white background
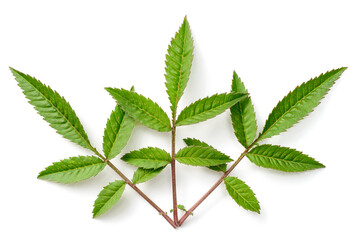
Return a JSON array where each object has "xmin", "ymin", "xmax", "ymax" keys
[{"xmin": 1, "ymin": 0, "xmax": 359, "ymax": 239}]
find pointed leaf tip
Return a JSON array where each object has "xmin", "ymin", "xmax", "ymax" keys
[
  {"xmin": 38, "ymin": 156, "xmax": 106, "ymax": 183},
  {"xmin": 106, "ymin": 88, "xmax": 171, "ymax": 132},
  {"xmin": 122, "ymin": 147, "xmax": 172, "ymax": 169},
  {"xmin": 175, "ymin": 146, "xmax": 232, "ymax": 166},
  {"xmin": 224, "ymin": 177, "xmax": 260, "ymax": 213},
  {"xmin": 165, "ymin": 16, "xmax": 194, "ymax": 120},
  {"xmin": 246, "ymin": 144, "xmax": 325, "ymax": 172},
  {"xmin": 176, "ymin": 92, "xmax": 247, "ymax": 126},
  {"xmin": 93, "ymin": 180, "xmax": 126, "ymax": 218},
  {"xmin": 103, "ymin": 105, "xmax": 135, "ymax": 160},
  {"xmin": 12, "ymin": 68, "xmax": 93, "ymax": 150},
  {"xmin": 230, "ymin": 72, "xmax": 257, "ymax": 147},
  {"xmin": 183, "ymin": 138, "xmax": 227, "ymax": 172},
  {"xmin": 258, "ymin": 67, "xmax": 347, "ymax": 141}
]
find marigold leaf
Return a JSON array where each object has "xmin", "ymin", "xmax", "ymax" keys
[
  {"xmin": 246, "ymin": 144, "xmax": 325, "ymax": 172},
  {"xmin": 38, "ymin": 156, "xmax": 106, "ymax": 183},
  {"xmin": 230, "ymin": 71, "xmax": 257, "ymax": 148},
  {"xmin": 259, "ymin": 67, "xmax": 346, "ymax": 141},
  {"xmin": 175, "ymin": 146, "xmax": 232, "ymax": 166},
  {"xmin": 103, "ymin": 105, "xmax": 135, "ymax": 160},
  {"xmin": 132, "ymin": 167, "xmax": 165, "ymax": 184},
  {"xmin": 93, "ymin": 180, "xmax": 126, "ymax": 218},
  {"xmin": 224, "ymin": 176, "xmax": 260, "ymax": 213},
  {"xmin": 122, "ymin": 147, "xmax": 172, "ymax": 169},
  {"xmin": 10, "ymin": 68, "xmax": 93, "ymax": 150},
  {"xmin": 183, "ymin": 138, "xmax": 227, "ymax": 172},
  {"xmin": 106, "ymin": 88, "xmax": 171, "ymax": 132},
  {"xmin": 165, "ymin": 16, "xmax": 194, "ymax": 120},
  {"xmin": 176, "ymin": 92, "xmax": 247, "ymax": 126}
]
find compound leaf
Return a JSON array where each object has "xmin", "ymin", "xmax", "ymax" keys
[
  {"xmin": 183, "ymin": 138, "xmax": 227, "ymax": 172},
  {"xmin": 230, "ymin": 71, "xmax": 257, "ymax": 148},
  {"xmin": 224, "ymin": 176, "xmax": 260, "ymax": 213},
  {"xmin": 122, "ymin": 147, "xmax": 172, "ymax": 169},
  {"xmin": 246, "ymin": 144, "xmax": 325, "ymax": 172},
  {"xmin": 175, "ymin": 146, "xmax": 232, "ymax": 166},
  {"xmin": 165, "ymin": 16, "xmax": 194, "ymax": 120},
  {"xmin": 38, "ymin": 156, "xmax": 106, "ymax": 183},
  {"xmin": 93, "ymin": 180, "xmax": 126, "ymax": 217},
  {"xmin": 132, "ymin": 167, "xmax": 165, "ymax": 184},
  {"xmin": 11, "ymin": 68, "xmax": 93, "ymax": 150},
  {"xmin": 258, "ymin": 67, "xmax": 346, "ymax": 141},
  {"xmin": 176, "ymin": 92, "xmax": 247, "ymax": 126},
  {"xmin": 106, "ymin": 88, "xmax": 171, "ymax": 132},
  {"xmin": 103, "ymin": 105, "xmax": 135, "ymax": 160}
]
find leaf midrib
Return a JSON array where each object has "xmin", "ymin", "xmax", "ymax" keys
[
  {"xmin": 106, "ymin": 110, "xmax": 127, "ymax": 158},
  {"xmin": 259, "ymin": 75, "xmax": 335, "ymax": 140},
  {"xmin": 126, "ymin": 157, "xmax": 171, "ymax": 163},
  {"xmin": 225, "ymin": 178, "xmax": 258, "ymax": 211},
  {"xmin": 40, "ymin": 161, "xmax": 105, "ymax": 176},
  {"xmin": 94, "ymin": 183, "xmax": 125, "ymax": 208},
  {"xmin": 172, "ymin": 26, "xmax": 188, "ymax": 121},
  {"xmin": 234, "ymin": 101, "xmax": 249, "ymax": 147},
  {"xmin": 22, "ymin": 73, "xmax": 92, "ymax": 150},
  {"xmin": 176, "ymin": 156, "xmax": 229, "ymax": 164},
  {"xmin": 114, "ymin": 91, "xmax": 171, "ymax": 130},
  {"xmin": 247, "ymin": 152, "xmax": 318, "ymax": 167},
  {"xmin": 134, "ymin": 169, "xmax": 162, "ymax": 184},
  {"xmin": 177, "ymin": 95, "xmax": 238, "ymax": 125}
]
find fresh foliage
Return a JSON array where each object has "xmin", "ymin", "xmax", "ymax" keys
[
  {"xmin": 106, "ymin": 88, "xmax": 171, "ymax": 132},
  {"xmin": 38, "ymin": 156, "xmax": 106, "ymax": 183},
  {"xmin": 132, "ymin": 167, "xmax": 165, "ymax": 184},
  {"xmin": 246, "ymin": 144, "xmax": 324, "ymax": 172},
  {"xmin": 103, "ymin": 104, "xmax": 135, "ymax": 160},
  {"xmin": 176, "ymin": 92, "xmax": 246, "ymax": 126},
  {"xmin": 165, "ymin": 17, "xmax": 194, "ymax": 120},
  {"xmin": 10, "ymin": 68, "xmax": 93, "ymax": 150},
  {"xmin": 230, "ymin": 71, "xmax": 257, "ymax": 148},
  {"xmin": 93, "ymin": 180, "xmax": 126, "ymax": 217},
  {"xmin": 122, "ymin": 147, "xmax": 172, "ymax": 169},
  {"xmin": 224, "ymin": 177, "xmax": 260, "ymax": 213},
  {"xmin": 183, "ymin": 138, "xmax": 227, "ymax": 172},
  {"xmin": 258, "ymin": 67, "xmax": 346, "ymax": 141},
  {"xmin": 175, "ymin": 146, "xmax": 232, "ymax": 166},
  {"xmin": 11, "ymin": 16, "xmax": 346, "ymax": 229}
]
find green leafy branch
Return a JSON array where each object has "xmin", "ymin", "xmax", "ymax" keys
[
  {"xmin": 178, "ymin": 67, "xmax": 346, "ymax": 225},
  {"xmin": 10, "ymin": 67, "xmax": 176, "ymax": 228},
  {"xmin": 11, "ymin": 16, "xmax": 346, "ymax": 229}
]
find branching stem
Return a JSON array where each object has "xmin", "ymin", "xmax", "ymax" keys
[
  {"xmin": 178, "ymin": 141, "xmax": 258, "ymax": 226},
  {"xmin": 91, "ymin": 148, "xmax": 177, "ymax": 228}
]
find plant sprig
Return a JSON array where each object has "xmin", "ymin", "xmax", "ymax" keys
[{"xmin": 11, "ymin": 16, "xmax": 346, "ymax": 229}]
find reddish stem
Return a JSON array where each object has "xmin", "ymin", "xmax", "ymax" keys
[
  {"xmin": 178, "ymin": 148, "xmax": 251, "ymax": 226},
  {"xmin": 171, "ymin": 127, "xmax": 179, "ymax": 226}
]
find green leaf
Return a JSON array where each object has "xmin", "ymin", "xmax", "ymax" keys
[
  {"xmin": 230, "ymin": 71, "xmax": 257, "ymax": 148},
  {"xmin": 103, "ymin": 105, "xmax": 135, "ymax": 160},
  {"xmin": 132, "ymin": 167, "xmax": 165, "ymax": 184},
  {"xmin": 105, "ymin": 88, "xmax": 171, "ymax": 132},
  {"xmin": 38, "ymin": 156, "xmax": 106, "ymax": 183},
  {"xmin": 165, "ymin": 16, "xmax": 194, "ymax": 120},
  {"xmin": 224, "ymin": 177, "xmax": 260, "ymax": 213},
  {"xmin": 177, "ymin": 204, "xmax": 186, "ymax": 211},
  {"xmin": 246, "ymin": 144, "xmax": 325, "ymax": 172},
  {"xmin": 183, "ymin": 138, "xmax": 227, "ymax": 172},
  {"xmin": 175, "ymin": 146, "xmax": 232, "ymax": 166},
  {"xmin": 176, "ymin": 92, "xmax": 247, "ymax": 126},
  {"xmin": 10, "ymin": 68, "xmax": 93, "ymax": 150},
  {"xmin": 93, "ymin": 180, "xmax": 126, "ymax": 218},
  {"xmin": 258, "ymin": 67, "xmax": 347, "ymax": 141},
  {"xmin": 122, "ymin": 147, "xmax": 172, "ymax": 169}
]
